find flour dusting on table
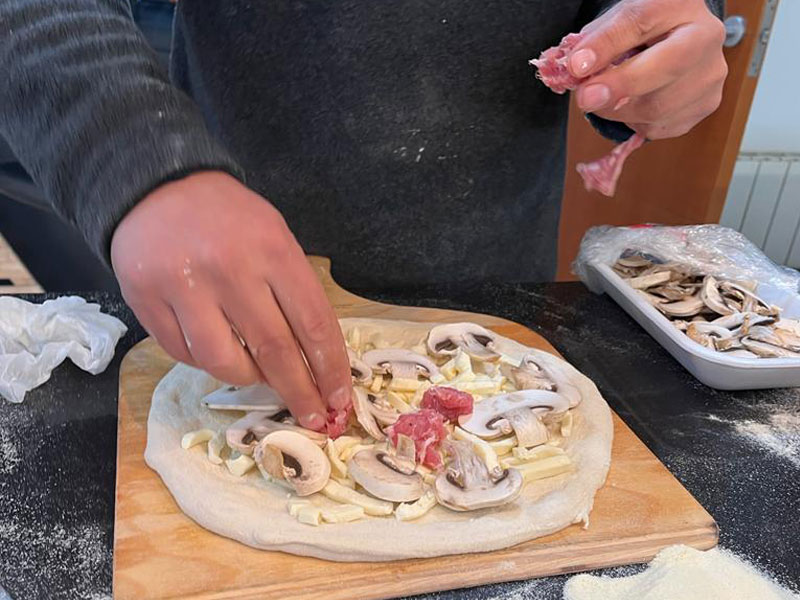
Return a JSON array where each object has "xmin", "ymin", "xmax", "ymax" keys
[{"xmin": 706, "ymin": 398, "xmax": 800, "ymax": 468}]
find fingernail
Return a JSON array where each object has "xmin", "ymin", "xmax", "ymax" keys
[
  {"xmin": 328, "ymin": 386, "xmax": 353, "ymax": 410},
  {"xmin": 570, "ymin": 49, "xmax": 596, "ymax": 77},
  {"xmin": 580, "ymin": 84, "xmax": 611, "ymax": 111},
  {"xmin": 614, "ymin": 96, "xmax": 631, "ymax": 111},
  {"xmin": 301, "ymin": 412, "xmax": 325, "ymax": 431}
]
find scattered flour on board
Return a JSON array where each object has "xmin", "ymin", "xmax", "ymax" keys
[
  {"xmin": 563, "ymin": 545, "xmax": 799, "ymax": 600},
  {"xmin": 0, "ymin": 425, "xmax": 21, "ymax": 474},
  {"xmin": 706, "ymin": 402, "xmax": 800, "ymax": 468}
]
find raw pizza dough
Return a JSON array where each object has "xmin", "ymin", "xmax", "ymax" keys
[{"xmin": 145, "ymin": 318, "xmax": 613, "ymax": 561}]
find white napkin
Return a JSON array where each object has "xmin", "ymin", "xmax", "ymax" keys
[{"xmin": 0, "ymin": 296, "xmax": 127, "ymax": 403}]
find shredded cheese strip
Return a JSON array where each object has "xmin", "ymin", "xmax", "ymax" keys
[
  {"xmin": 561, "ymin": 412, "xmax": 574, "ymax": 437},
  {"xmin": 321, "ymin": 504, "xmax": 365, "ymax": 523},
  {"xmin": 321, "ymin": 480, "xmax": 394, "ymax": 516},
  {"xmin": 395, "ymin": 491, "xmax": 437, "ymax": 521},
  {"xmin": 325, "ymin": 439, "xmax": 348, "ymax": 478},
  {"xmin": 287, "ymin": 498, "xmax": 313, "ymax": 517},
  {"xmin": 333, "ymin": 435, "xmax": 362, "ymax": 456},
  {"xmin": 297, "ymin": 505, "xmax": 322, "ymax": 526},
  {"xmin": 512, "ymin": 454, "xmax": 573, "ymax": 483},
  {"xmin": 488, "ymin": 436, "xmax": 517, "ymax": 456},
  {"xmin": 207, "ymin": 431, "xmax": 226, "ymax": 465},
  {"xmin": 452, "ymin": 427, "xmax": 501, "ymax": 474},
  {"xmin": 225, "ymin": 454, "xmax": 255, "ymax": 477},
  {"xmin": 511, "ymin": 444, "xmax": 565, "ymax": 462},
  {"xmin": 181, "ymin": 429, "xmax": 215, "ymax": 450}
]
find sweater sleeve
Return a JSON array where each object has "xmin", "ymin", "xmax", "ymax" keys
[
  {"xmin": 0, "ymin": 0, "xmax": 245, "ymax": 265},
  {"xmin": 576, "ymin": 0, "xmax": 726, "ymax": 143}
]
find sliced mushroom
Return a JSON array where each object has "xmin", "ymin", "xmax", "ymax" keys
[
  {"xmin": 427, "ymin": 323, "xmax": 500, "ymax": 361},
  {"xmin": 254, "ymin": 430, "xmax": 330, "ymax": 496},
  {"xmin": 348, "ymin": 348, "xmax": 372, "ymax": 384},
  {"xmin": 700, "ymin": 275, "xmax": 734, "ymax": 316},
  {"xmin": 365, "ymin": 392, "xmax": 400, "ymax": 426},
  {"xmin": 352, "ymin": 387, "xmax": 386, "ymax": 440},
  {"xmin": 741, "ymin": 337, "xmax": 800, "ymax": 358},
  {"xmin": 509, "ymin": 355, "xmax": 555, "ymax": 391},
  {"xmin": 347, "ymin": 448, "xmax": 424, "ymax": 502},
  {"xmin": 226, "ymin": 411, "xmax": 326, "ymax": 455},
  {"xmin": 628, "ymin": 270, "xmax": 671, "ymax": 290},
  {"xmin": 656, "ymin": 293, "xmax": 706, "ymax": 318},
  {"xmin": 503, "ymin": 407, "xmax": 549, "ymax": 448},
  {"xmin": 362, "ymin": 348, "xmax": 440, "ymax": 380},
  {"xmin": 458, "ymin": 390, "xmax": 569, "ymax": 439},
  {"xmin": 434, "ymin": 441, "xmax": 523, "ymax": 511},
  {"xmin": 203, "ymin": 383, "xmax": 285, "ymax": 413},
  {"xmin": 719, "ymin": 281, "xmax": 780, "ymax": 317}
]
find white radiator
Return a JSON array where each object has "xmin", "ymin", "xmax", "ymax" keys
[{"xmin": 719, "ymin": 152, "xmax": 800, "ymax": 268}]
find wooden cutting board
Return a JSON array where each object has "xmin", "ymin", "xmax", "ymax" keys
[{"xmin": 113, "ymin": 257, "xmax": 717, "ymax": 599}]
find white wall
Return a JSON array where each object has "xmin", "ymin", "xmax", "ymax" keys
[{"xmin": 739, "ymin": 0, "xmax": 800, "ymax": 154}]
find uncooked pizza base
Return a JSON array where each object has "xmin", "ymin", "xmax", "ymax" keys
[{"xmin": 144, "ymin": 318, "xmax": 613, "ymax": 562}]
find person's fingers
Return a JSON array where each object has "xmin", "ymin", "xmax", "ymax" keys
[
  {"xmin": 267, "ymin": 239, "xmax": 352, "ymax": 412},
  {"xmin": 575, "ymin": 25, "xmax": 698, "ymax": 113},
  {"xmin": 130, "ymin": 300, "xmax": 197, "ymax": 365},
  {"xmin": 595, "ymin": 55, "xmax": 725, "ymax": 127},
  {"xmin": 568, "ymin": 0, "xmax": 693, "ymax": 79},
  {"xmin": 223, "ymin": 285, "xmax": 329, "ymax": 430},
  {"xmin": 173, "ymin": 298, "xmax": 263, "ymax": 387},
  {"xmin": 627, "ymin": 90, "xmax": 722, "ymax": 140}
]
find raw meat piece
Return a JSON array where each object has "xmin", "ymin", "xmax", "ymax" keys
[
  {"xmin": 325, "ymin": 404, "xmax": 352, "ymax": 439},
  {"xmin": 576, "ymin": 132, "xmax": 646, "ymax": 196},
  {"xmin": 420, "ymin": 387, "xmax": 474, "ymax": 422},
  {"xmin": 528, "ymin": 33, "xmax": 584, "ymax": 94},
  {"xmin": 385, "ymin": 409, "xmax": 448, "ymax": 469},
  {"xmin": 530, "ymin": 33, "xmax": 645, "ymax": 197}
]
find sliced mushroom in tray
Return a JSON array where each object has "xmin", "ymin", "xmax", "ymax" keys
[{"xmin": 614, "ymin": 253, "xmax": 799, "ymax": 359}]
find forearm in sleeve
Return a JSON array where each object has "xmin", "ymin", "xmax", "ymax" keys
[{"xmin": 0, "ymin": 0, "xmax": 244, "ymax": 264}]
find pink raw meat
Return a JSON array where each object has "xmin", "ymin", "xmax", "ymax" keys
[
  {"xmin": 576, "ymin": 132, "xmax": 646, "ymax": 196},
  {"xmin": 325, "ymin": 404, "xmax": 352, "ymax": 439},
  {"xmin": 528, "ymin": 33, "xmax": 585, "ymax": 94},
  {"xmin": 530, "ymin": 33, "xmax": 645, "ymax": 197},
  {"xmin": 385, "ymin": 409, "xmax": 448, "ymax": 469},
  {"xmin": 420, "ymin": 386, "xmax": 474, "ymax": 422}
]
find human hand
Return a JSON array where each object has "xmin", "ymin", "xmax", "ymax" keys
[
  {"xmin": 570, "ymin": 0, "xmax": 727, "ymax": 139},
  {"xmin": 111, "ymin": 172, "xmax": 352, "ymax": 430}
]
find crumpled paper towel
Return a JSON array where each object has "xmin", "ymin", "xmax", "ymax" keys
[{"xmin": 0, "ymin": 295, "xmax": 127, "ymax": 403}]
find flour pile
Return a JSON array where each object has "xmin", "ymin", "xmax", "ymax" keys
[{"xmin": 564, "ymin": 545, "xmax": 799, "ymax": 600}]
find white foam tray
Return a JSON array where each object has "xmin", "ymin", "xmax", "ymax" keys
[{"xmin": 585, "ymin": 261, "xmax": 800, "ymax": 390}]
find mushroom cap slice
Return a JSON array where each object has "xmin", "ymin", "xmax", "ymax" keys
[
  {"xmin": 362, "ymin": 348, "xmax": 440, "ymax": 380},
  {"xmin": 503, "ymin": 407, "xmax": 549, "ymax": 448},
  {"xmin": 700, "ymin": 276, "xmax": 734, "ymax": 316},
  {"xmin": 203, "ymin": 383, "xmax": 285, "ymax": 413},
  {"xmin": 352, "ymin": 387, "xmax": 386, "ymax": 440},
  {"xmin": 226, "ymin": 411, "xmax": 326, "ymax": 455},
  {"xmin": 655, "ymin": 293, "xmax": 705, "ymax": 318},
  {"xmin": 509, "ymin": 355, "xmax": 555, "ymax": 391},
  {"xmin": 433, "ymin": 441, "xmax": 523, "ymax": 511},
  {"xmin": 427, "ymin": 323, "xmax": 500, "ymax": 361},
  {"xmin": 254, "ymin": 430, "xmax": 330, "ymax": 496},
  {"xmin": 458, "ymin": 390, "xmax": 570, "ymax": 439},
  {"xmin": 347, "ymin": 449, "xmax": 424, "ymax": 502},
  {"xmin": 741, "ymin": 337, "xmax": 800, "ymax": 358},
  {"xmin": 347, "ymin": 348, "xmax": 372, "ymax": 384}
]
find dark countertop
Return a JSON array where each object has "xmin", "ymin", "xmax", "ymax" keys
[{"xmin": 1, "ymin": 284, "xmax": 798, "ymax": 599}]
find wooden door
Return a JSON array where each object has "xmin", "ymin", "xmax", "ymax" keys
[{"xmin": 557, "ymin": 0, "xmax": 772, "ymax": 280}]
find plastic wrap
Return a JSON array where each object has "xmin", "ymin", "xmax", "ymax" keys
[
  {"xmin": 0, "ymin": 296, "xmax": 127, "ymax": 403},
  {"xmin": 574, "ymin": 224, "xmax": 800, "ymax": 294}
]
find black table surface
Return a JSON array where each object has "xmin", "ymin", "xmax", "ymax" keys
[{"xmin": 1, "ymin": 284, "xmax": 798, "ymax": 599}]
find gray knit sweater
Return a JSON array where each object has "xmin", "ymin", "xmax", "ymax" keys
[{"xmin": 0, "ymin": 0, "xmax": 722, "ymax": 286}]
